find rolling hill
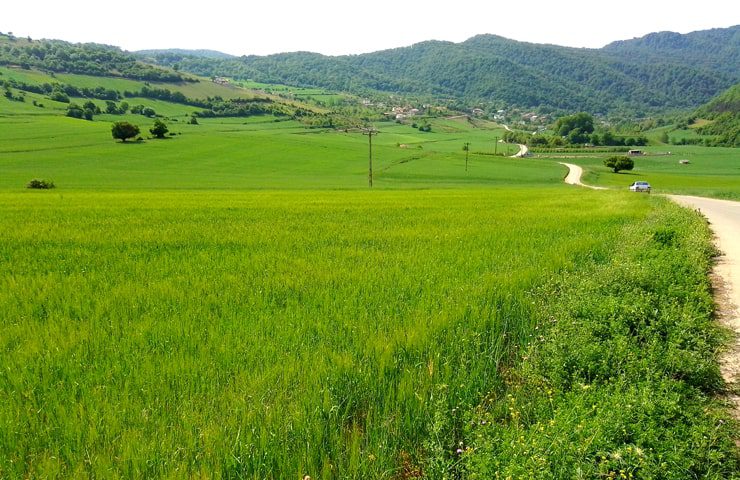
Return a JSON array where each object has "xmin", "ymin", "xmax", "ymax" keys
[
  {"xmin": 140, "ymin": 26, "xmax": 739, "ymax": 115},
  {"xmin": 693, "ymin": 82, "xmax": 740, "ymax": 146}
]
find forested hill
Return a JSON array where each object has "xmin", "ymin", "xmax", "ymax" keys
[
  {"xmin": 141, "ymin": 26, "xmax": 740, "ymax": 115},
  {"xmin": 0, "ymin": 33, "xmax": 190, "ymax": 83},
  {"xmin": 693, "ymin": 82, "xmax": 740, "ymax": 146},
  {"xmin": 602, "ymin": 27, "xmax": 740, "ymax": 76},
  {"xmin": 136, "ymin": 49, "xmax": 235, "ymax": 60}
]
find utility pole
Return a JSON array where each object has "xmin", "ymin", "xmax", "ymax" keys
[
  {"xmin": 466, "ymin": 142, "xmax": 470, "ymax": 171},
  {"xmin": 494, "ymin": 136, "xmax": 498, "ymax": 155},
  {"xmin": 363, "ymin": 128, "xmax": 378, "ymax": 188}
]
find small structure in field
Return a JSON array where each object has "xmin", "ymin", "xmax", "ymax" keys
[
  {"xmin": 628, "ymin": 149, "xmax": 644, "ymax": 156},
  {"xmin": 679, "ymin": 159, "xmax": 691, "ymax": 165}
]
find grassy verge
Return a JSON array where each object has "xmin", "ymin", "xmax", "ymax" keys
[{"xmin": 462, "ymin": 199, "xmax": 740, "ymax": 479}]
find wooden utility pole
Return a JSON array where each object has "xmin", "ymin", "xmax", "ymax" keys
[
  {"xmin": 464, "ymin": 142, "xmax": 470, "ymax": 172},
  {"xmin": 363, "ymin": 128, "xmax": 378, "ymax": 187}
]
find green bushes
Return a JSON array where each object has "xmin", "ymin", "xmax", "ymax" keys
[
  {"xmin": 26, "ymin": 178, "xmax": 55, "ymax": 189},
  {"xmin": 604, "ymin": 155, "xmax": 635, "ymax": 173},
  {"xmin": 463, "ymin": 202, "xmax": 739, "ymax": 479}
]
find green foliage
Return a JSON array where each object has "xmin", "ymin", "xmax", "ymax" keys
[
  {"xmin": 48, "ymin": 88, "xmax": 69, "ymax": 103},
  {"xmin": 111, "ymin": 121, "xmax": 140, "ymax": 142},
  {"xmin": 0, "ymin": 36, "xmax": 190, "ymax": 82},
  {"xmin": 25, "ymin": 178, "xmax": 54, "ymax": 189},
  {"xmin": 693, "ymin": 83, "xmax": 740, "ymax": 146},
  {"xmin": 464, "ymin": 204, "xmax": 739, "ymax": 479},
  {"xmin": 149, "ymin": 119, "xmax": 169, "ymax": 138},
  {"xmin": 65, "ymin": 102, "xmax": 84, "ymax": 119},
  {"xmin": 141, "ymin": 27, "xmax": 739, "ymax": 114},
  {"xmin": 555, "ymin": 112, "xmax": 595, "ymax": 141},
  {"xmin": 603, "ymin": 155, "xmax": 635, "ymax": 173}
]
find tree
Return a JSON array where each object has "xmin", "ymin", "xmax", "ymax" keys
[
  {"xmin": 83, "ymin": 100, "xmax": 100, "ymax": 114},
  {"xmin": 554, "ymin": 112, "xmax": 594, "ymax": 144},
  {"xmin": 105, "ymin": 100, "xmax": 118, "ymax": 114},
  {"xmin": 66, "ymin": 103, "xmax": 84, "ymax": 119},
  {"xmin": 111, "ymin": 121, "xmax": 140, "ymax": 142},
  {"xmin": 149, "ymin": 119, "xmax": 169, "ymax": 139},
  {"xmin": 604, "ymin": 155, "xmax": 634, "ymax": 173}
]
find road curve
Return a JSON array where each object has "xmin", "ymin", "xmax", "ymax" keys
[
  {"xmin": 559, "ymin": 162, "xmax": 607, "ymax": 190},
  {"xmin": 669, "ymin": 195, "xmax": 740, "ymax": 415},
  {"xmin": 511, "ymin": 144, "xmax": 529, "ymax": 158},
  {"xmin": 501, "ymin": 125, "xmax": 528, "ymax": 158}
]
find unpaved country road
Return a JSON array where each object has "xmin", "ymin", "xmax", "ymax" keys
[
  {"xmin": 501, "ymin": 125, "xmax": 528, "ymax": 158},
  {"xmin": 559, "ymin": 163, "xmax": 606, "ymax": 190},
  {"xmin": 512, "ymin": 144, "xmax": 529, "ymax": 158},
  {"xmin": 669, "ymin": 195, "xmax": 740, "ymax": 416}
]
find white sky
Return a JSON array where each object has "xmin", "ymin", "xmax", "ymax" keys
[{"xmin": 2, "ymin": 1, "xmax": 739, "ymax": 56}]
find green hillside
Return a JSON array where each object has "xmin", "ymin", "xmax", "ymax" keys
[
  {"xmin": 693, "ymin": 83, "xmax": 740, "ymax": 146},
  {"xmin": 602, "ymin": 27, "xmax": 740, "ymax": 76},
  {"xmin": 141, "ymin": 26, "xmax": 739, "ymax": 115},
  {"xmin": 0, "ymin": 33, "xmax": 188, "ymax": 82}
]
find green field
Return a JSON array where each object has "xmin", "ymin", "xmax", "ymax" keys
[
  {"xmin": 536, "ymin": 146, "xmax": 740, "ymax": 199},
  {"xmin": 1, "ymin": 72, "xmax": 739, "ymax": 478},
  {"xmin": 0, "ymin": 93, "xmax": 552, "ymax": 190}
]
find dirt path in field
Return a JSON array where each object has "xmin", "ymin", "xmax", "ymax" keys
[
  {"xmin": 501, "ymin": 125, "xmax": 528, "ymax": 157},
  {"xmin": 669, "ymin": 196, "xmax": 740, "ymax": 419},
  {"xmin": 559, "ymin": 162, "xmax": 607, "ymax": 190}
]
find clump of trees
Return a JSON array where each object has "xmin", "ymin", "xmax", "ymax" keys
[
  {"xmin": 0, "ymin": 38, "xmax": 193, "ymax": 82},
  {"xmin": 111, "ymin": 121, "xmax": 140, "ymax": 142},
  {"xmin": 27, "ymin": 178, "xmax": 55, "ymax": 189},
  {"xmin": 508, "ymin": 112, "xmax": 648, "ymax": 148},
  {"xmin": 66, "ymin": 100, "xmax": 99, "ymax": 120},
  {"xmin": 554, "ymin": 112, "xmax": 594, "ymax": 144},
  {"xmin": 149, "ymin": 119, "xmax": 169, "ymax": 138},
  {"xmin": 603, "ymin": 155, "xmax": 634, "ymax": 173}
]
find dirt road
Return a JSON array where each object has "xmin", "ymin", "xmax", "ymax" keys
[
  {"xmin": 669, "ymin": 195, "xmax": 740, "ymax": 415},
  {"xmin": 559, "ymin": 163, "xmax": 606, "ymax": 190}
]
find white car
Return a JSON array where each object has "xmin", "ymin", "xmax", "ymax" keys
[{"xmin": 629, "ymin": 181, "xmax": 651, "ymax": 193}]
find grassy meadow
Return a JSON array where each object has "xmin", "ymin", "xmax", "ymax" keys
[
  {"xmin": 1, "ymin": 70, "xmax": 739, "ymax": 478},
  {"xmin": 537, "ymin": 145, "xmax": 740, "ymax": 199}
]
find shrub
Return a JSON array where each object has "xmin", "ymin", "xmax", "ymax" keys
[
  {"xmin": 603, "ymin": 155, "xmax": 634, "ymax": 173},
  {"xmin": 26, "ymin": 179, "xmax": 55, "ymax": 189}
]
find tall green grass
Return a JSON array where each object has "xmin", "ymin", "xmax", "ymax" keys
[
  {"xmin": 464, "ymin": 200, "xmax": 740, "ymax": 479},
  {"xmin": 0, "ymin": 188, "xmax": 647, "ymax": 478}
]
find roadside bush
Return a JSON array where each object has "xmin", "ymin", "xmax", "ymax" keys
[
  {"xmin": 604, "ymin": 155, "xmax": 634, "ymax": 173},
  {"xmin": 463, "ymin": 204, "xmax": 739, "ymax": 479},
  {"xmin": 26, "ymin": 179, "xmax": 55, "ymax": 189}
]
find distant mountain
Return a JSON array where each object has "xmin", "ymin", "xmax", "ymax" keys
[
  {"xmin": 140, "ymin": 26, "xmax": 739, "ymax": 115},
  {"xmin": 136, "ymin": 49, "xmax": 234, "ymax": 60},
  {"xmin": 603, "ymin": 27, "xmax": 740, "ymax": 76}
]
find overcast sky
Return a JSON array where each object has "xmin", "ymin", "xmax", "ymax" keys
[{"xmin": 3, "ymin": 1, "xmax": 738, "ymax": 56}]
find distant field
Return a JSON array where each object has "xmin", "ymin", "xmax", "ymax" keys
[
  {"xmin": 534, "ymin": 145, "xmax": 740, "ymax": 199},
  {"xmin": 0, "ymin": 97, "xmax": 555, "ymax": 190}
]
